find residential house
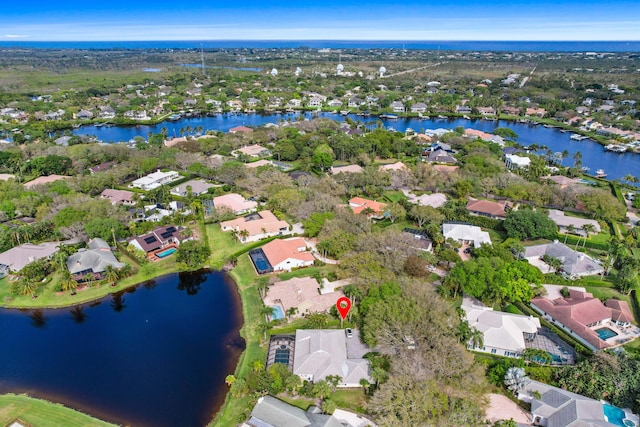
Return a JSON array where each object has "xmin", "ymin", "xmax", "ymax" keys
[
  {"xmin": 548, "ymin": 209, "xmax": 601, "ymax": 236},
  {"xmin": 501, "ymin": 106, "xmax": 521, "ymax": 116},
  {"xmin": 462, "ymin": 298, "xmax": 540, "ymax": 358},
  {"xmin": 212, "ymin": 193, "xmax": 258, "ymax": 215},
  {"xmin": 411, "ymin": 102, "xmax": 428, "ymax": 113},
  {"xmin": 127, "ymin": 225, "xmax": 190, "ymax": 255},
  {"xmin": 233, "ymin": 144, "xmax": 272, "ymax": 158},
  {"xmin": 379, "ymin": 161, "xmax": 407, "ymax": 172},
  {"xmin": 518, "ymin": 380, "xmax": 623, "ymax": 427},
  {"xmin": 456, "ymin": 105, "xmax": 473, "ymax": 114},
  {"xmin": 263, "ymin": 276, "xmax": 344, "ymax": 318},
  {"xmin": 307, "ymin": 97, "xmax": 323, "ymax": 108},
  {"xmin": 348, "ymin": 197, "xmax": 388, "ymax": 219},
  {"xmin": 123, "ymin": 110, "xmax": 149, "ymax": 120},
  {"xmin": 261, "ymin": 238, "xmax": 314, "ymax": 272},
  {"xmin": 327, "ymin": 99, "xmax": 343, "ymax": 108},
  {"xmin": 466, "ymin": 199, "xmax": 510, "ymax": 219},
  {"xmin": 523, "ymin": 242, "xmax": 604, "ymax": 278},
  {"xmin": 526, "ymin": 107, "xmax": 547, "ymax": 117},
  {"xmin": 476, "ymin": 107, "xmax": 497, "ymax": 116},
  {"xmin": 390, "ymin": 101, "xmax": 404, "ymax": 113},
  {"xmin": 402, "ymin": 228, "xmax": 433, "ymax": 252},
  {"xmin": 505, "ymin": 154, "xmax": 531, "ymax": 170},
  {"xmin": 170, "ymin": 179, "xmax": 215, "ymax": 197},
  {"xmin": 293, "ymin": 329, "xmax": 371, "ymax": 387},
  {"xmin": 98, "ymin": 106, "xmax": 116, "ymax": 119},
  {"xmin": 347, "ymin": 97, "xmax": 364, "ymax": 108},
  {"xmin": 23, "ymin": 175, "xmax": 70, "ymax": 189},
  {"xmin": 287, "ymin": 99, "xmax": 302, "ymax": 108},
  {"xmin": 423, "ymin": 150, "xmax": 457, "ymax": 164},
  {"xmin": 245, "ymin": 395, "xmax": 377, "ymax": 427},
  {"xmin": 74, "ymin": 109, "xmax": 94, "ymax": 120},
  {"xmin": 229, "ymin": 125, "xmax": 253, "ymax": 134},
  {"xmin": 531, "ymin": 290, "xmax": 632, "ymax": 351},
  {"xmin": 100, "ymin": 189, "xmax": 136, "ymax": 206},
  {"xmin": 464, "ymin": 128, "xmax": 505, "ymax": 145},
  {"xmin": 543, "ymin": 175, "xmax": 580, "ymax": 189},
  {"xmin": 220, "ymin": 210, "xmax": 291, "ymax": 243},
  {"xmin": 442, "ymin": 222, "xmax": 492, "ymax": 247},
  {"xmin": 0, "ymin": 242, "xmax": 60, "ymax": 273},
  {"xmin": 405, "ymin": 192, "xmax": 447, "ymax": 208},
  {"xmin": 131, "ymin": 170, "xmax": 180, "ymax": 191},
  {"xmin": 66, "ymin": 238, "xmax": 125, "ymax": 281},
  {"xmin": 88, "ymin": 161, "xmax": 116, "ymax": 174}
]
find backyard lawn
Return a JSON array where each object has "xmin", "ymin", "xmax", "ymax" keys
[{"xmin": 0, "ymin": 394, "xmax": 117, "ymax": 427}]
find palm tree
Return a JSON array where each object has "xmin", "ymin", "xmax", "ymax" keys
[
  {"xmin": 581, "ymin": 223, "xmax": 596, "ymax": 247},
  {"xmin": 238, "ymin": 229, "xmax": 250, "ymax": 242},
  {"xmin": 257, "ymin": 320, "xmax": 272, "ymax": 341},
  {"xmin": 286, "ymin": 307, "xmax": 298, "ymax": 322},
  {"xmin": 565, "ymin": 224, "xmax": 576, "ymax": 244},
  {"xmin": 14, "ymin": 278, "xmax": 37, "ymax": 298},
  {"xmin": 572, "ymin": 151, "xmax": 583, "ymax": 170},
  {"xmin": 104, "ymin": 265, "xmax": 119, "ymax": 287},
  {"xmin": 623, "ymin": 174, "xmax": 639, "ymax": 183},
  {"xmin": 256, "ymin": 277, "xmax": 269, "ymax": 299},
  {"xmin": 359, "ymin": 378, "xmax": 371, "ymax": 395},
  {"xmin": 261, "ymin": 305, "xmax": 276, "ymax": 321},
  {"xmin": 60, "ymin": 271, "xmax": 78, "ymax": 295}
]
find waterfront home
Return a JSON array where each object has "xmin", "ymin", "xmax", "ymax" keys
[
  {"xmin": 127, "ymin": 225, "xmax": 190, "ymax": 257},
  {"xmin": 531, "ymin": 290, "xmax": 633, "ymax": 351},
  {"xmin": 347, "ymin": 97, "xmax": 364, "ymax": 108},
  {"xmin": 548, "ymin": 209, "xmax": 601, "ymax": 236},
  {"xmin": 0, "ymin": 242, "xmax": 60, "ymax": 273},
  {"xmin": 456, "ymin": 105, "xmax": 473, "ymax": 114},
  {"xmin": 220, "ymin": 210, "xmax": 291, "ymax": 243},
  {"xmin": 293, "ymin": 329, "xmax": 371, "ymax": 387},
  {"xmin": 523, "ymin": 242, "xmax": 603, "ymax": 278},
  {"xmin": 466, "ymin": 198, "xmax": 510, "ymax": 220},
  {"xmin": 246, "ymin": 395, "xmax": 377, "ymax": 427},
  {"xmin": 74, "ymin": 109, "xmax": 94, "ymax": 120},
  {"xmin": 263, "ymin": 276, "xmax": 344, "ymax": 319},
  {"xmin": 261, "ymin": 238, "xmax": 315, "ymax": 272},
  {"xmin": 442, "ymin": 222, "xmax": 492, "ymax": 248},
  {"xmin": 348, "ymin": 197, "xmax": 388, "ymax": 219},
  {"xmin": 307, "ymin": 97, "xmax": 323, "ymax": 108},
  {"xmin": 477, "ymin": 107, "xmax": 497, "ymax": 116},
  {"xmin": 170, "ymin": 179, "xmax": 215, "ymax": 197},
  {"xmin": 212, "ymin": 193, "xmax": 258, "ymax": 215},
  {"xmin": 411, "ymin": 102, "xmax": 428, "ymax": 113},
  {"xmin": 23, "ymin": 175, "xmax": 70, "ymax": 189},
  {"xmin": 100, "ymin": 189, "xmax": 135, "ymax": 206},
  {"xmin": 328, "ymin": 99, "xmax": 343, "ymax": 108},
  {"xmin": 525, "ymin": 107, "xmax": 547, "ymax": 117},
  {"xmin": 66, "ymin": 238, "xmax": 124, "ymax": 281},
  {"xmin": 461, "ymin": 298, "xmax": 540, "ymax": 358},
  {"xmin": 131, "ymin": 170, "xmax": 180, "ymax": 191},
  {"xmin": 233, "ymin": 144, "xmax": 271, "ymax": 158},
  {"xmin": 390, "ymin": 101, "xmax": 404, "ymax": 113},
  {"xmin": 463, "ymin": 128, "xmax": 505, "ymax": 145},
  {"xmin": 505, "ymin": 154, "xmax": 531, "ymax": 170},
  {"xmin": 501, "ymin": 106, "xmax": 521, "ymax": 115}
]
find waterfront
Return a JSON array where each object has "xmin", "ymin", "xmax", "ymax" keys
[
  {"xmin": 0, "ymin": 270, "xmax": 244, "ymax": 427},
  {"xmin": 73, "ymin": 112, "xmax": 640, "ymax": 183}
]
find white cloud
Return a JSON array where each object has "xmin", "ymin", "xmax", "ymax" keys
[{"xmin": 3, "ymin": 34, "xmax": 30, "ymax": 38}]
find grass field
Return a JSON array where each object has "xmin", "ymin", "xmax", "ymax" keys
[
  {"xmin": 206, "ymin": 223, "xmax": 242, "ymax": 268},
  {"xmin": 0, "ymin": 394, "xmax": 117, "ymax": 427}
]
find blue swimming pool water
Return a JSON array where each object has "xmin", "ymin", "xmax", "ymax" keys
[
  {"xmin": 595, "ymin": 327, "xmax": 618, "ymax": 340},
  {"xmin": 157, "ymin": 247, "xmax": 177, "ymax": 258},
  {"xmin": 271, "ymin": 305, "xmax": 284, "ymax": 320},
  {"xmin": 604, "ymin": 403, "xmax": 634, "ymax": 427}
]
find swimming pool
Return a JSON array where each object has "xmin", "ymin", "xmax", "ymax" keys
[
  {"xmin": 604, "ymin": 403, "xmax": 635, "ymax": 427},
  {"xmin": 595, "ymin": 327, "xmax": 618, "ymax": 340},
  {"xmin": 157, "ymin": 247, "xmax": 177, "ymax": 258},
  {"xmin": 249, "ymin": 248, "xmax": 273, "ymax": 274},
  {"xmin": 270, "ymin": 305, "xmax": 284, "ymax": 320}
]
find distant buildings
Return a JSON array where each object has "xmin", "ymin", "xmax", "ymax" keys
[{"xmin": 0, "ymin": 242, "xmax": 60, "ymax": 273}]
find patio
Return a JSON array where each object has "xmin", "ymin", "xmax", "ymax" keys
[{"xmin": 525, "ymin": 327, "xmax": 576, "ymax": 365}]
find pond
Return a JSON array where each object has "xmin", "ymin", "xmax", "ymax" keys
[{"xmin": 0, "ymin": 270, "xmax": 244, "ymax": 427}]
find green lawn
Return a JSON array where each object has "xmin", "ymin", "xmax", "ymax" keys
[
  {"xmin": 331, "ymin": 389, "xmax": 369, "ymax": 414},
  {"xmin": 585, "ymin": 286, "xmax": 630, "ymax": 304},
  {"xmin": 382, "ymin": 190, "xmax": 407, "ymax": 203},
  {"xmin": 0, "ymin": 393, "xmax": 117, "ymax": 427},
  {"xmin": 210, "ymin": 255, "xmax": 266, "ymax": 426},
  {"xmin": 276, "ymin": 266, "xmax": 337, "ymax": 281},
  {"xmin": 206, "ymin": 224, "xmax": 242, "ymax": 269}
]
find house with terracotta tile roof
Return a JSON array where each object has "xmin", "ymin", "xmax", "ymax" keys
[
  {"xmin": 348, "ymin": 197, "xmax": 388, "ymax": 219},
  {"xmin": 466, "ymin": 199, "xmax": 510, "ymax": 219},
  {"xmin": 379, "ymin": 161, "xmax": 407, "ymax": 172},
  {"xmin": 261, "ymin": 238, "xmax": 315, "ymax": 272},
  {"xmin": 100, "ymin": 189, "xmax": 136, "ymax": 206},
  {"xmin": 531, "ymin": 290, "xmax": 634, "ymax": 351},
  {"xmin": 263, "ymin": 276, "xmax": 344, "ymax": 319},
  {"xmin": 229, "ymin": 125, "xmax": 253, "ymax": 134},
  {"xmin": 213, "ymin": 193, "xmax": 258, "ymax": 215},
  {"xmin": 220, "ymin": 210, "xmax": 291, "ymax": 243}
]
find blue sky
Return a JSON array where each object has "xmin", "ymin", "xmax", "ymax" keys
[{"xmin": 1, "ymin": 0, "xmax": 639, "ymax": 41}]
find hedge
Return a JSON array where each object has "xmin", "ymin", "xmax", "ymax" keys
[
  {"xmin": 630, "ymin": 289, "xmax": 640, "ymax": 325},
  {"xmin": 557, "ymin": 233, "xmax": 610, "ymax": 251}
]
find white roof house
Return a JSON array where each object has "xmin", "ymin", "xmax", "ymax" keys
[
  {"xmin": 462, "ymin": 298, "xmax": 540, "ymax": 358},
  {"xmin": 442, "ymin": 223, "xmax": 492, "ymax": 247},
  {"xmin": 293, "ymin": 329, "xmax": 371, "ymax": 387},
  {"xmin": 505, "ymin": 154, "xmax": 531, "ymax": 170},
  {"xmin": 131, "ymin": 170, "xmax": 180, "ymax": 191},
  {"xmin": 170, "ymin": 179, "xmax": 215, "ymax": 197},
  {"xmin": 548, "ymin": 209, "xmax": 601, "ymax": 235},
  {"xmin": 524, "ymin": 242, "xmax": 604, "ymax": 278}
]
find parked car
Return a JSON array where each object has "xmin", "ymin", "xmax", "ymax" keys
[{"xmin": 345, "ymin": 328, "xmax": 353, "ymax": 338}]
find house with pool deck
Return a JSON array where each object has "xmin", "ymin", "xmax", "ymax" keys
[
  {"xmin": 66, "ymin": 238, "xmax": 125, "ymax": 281},
  {"xmin": 220, "ymin": 210, "xmax": 291, "ymax": 243},
  {"xmin": 260, "ymin": 238, "xmax": 315, "ymax": 273},
  {"xmin": 127, "ymin": 225, "xmax": 192, "ymax": 260},
  {"xmin": 531, "ymin": 290, "xmax": 636, "ymax": 351},
  {"xmin": 518, "ymin": 379, "xmax": 638, "ymax": 427}
]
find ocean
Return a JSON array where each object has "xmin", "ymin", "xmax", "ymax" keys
[{"xmin": 0, "ymin": 40, "xmax": 639, "ymax": 52}]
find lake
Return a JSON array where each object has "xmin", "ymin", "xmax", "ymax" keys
[
  {"xmin": 73, "ymin": 112, "xmax": 640, "ymax": 183},
  {"xmin": 0, "ymin": 270, "xmax": 244, "ymax": 427}
]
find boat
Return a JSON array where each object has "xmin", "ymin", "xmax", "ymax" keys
[
  {"xmin": 437, "ymin": 115, "xmax": 447, "ymax": 119},
  {"xmin": 382, "ymin": 114, "xmax": 398, "ymax": 120},
  {"xmin": 581, "ymin": 166, "xmax": 591, "ymax": 172},
  {"xmin": 570, "ymin": 133, "xmax": 588, "ymax": 141},
  {"xmin": 604, "ymin": 144, "xmax": 627, "ymax": 153},
  {"xmin": 596, "ymin": 169, "xmax": 607, "ymax": 178},
  {"xmin": 463, "ymin": 115, "xmax": 471, "ymax": 120},
  {"xmin": 340, "ymin": 110, "xmax": 349, "ymax": 116},
  {"xmin": 167, "ymin": 114, "xmax": 181, "ymax": 121}
]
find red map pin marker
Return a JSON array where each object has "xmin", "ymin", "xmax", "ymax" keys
[{"xmin": 336, "ymin": 297, "xmax": 351, "ymax": 320}]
